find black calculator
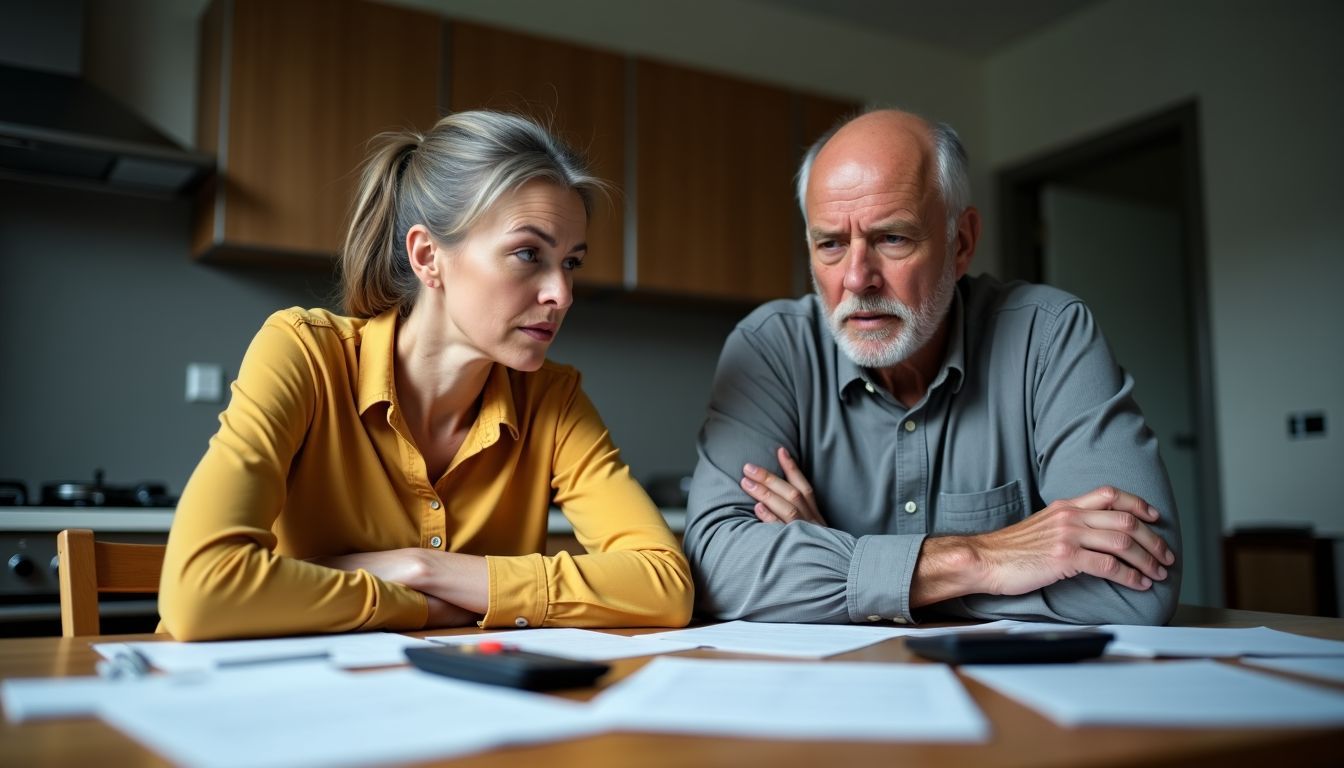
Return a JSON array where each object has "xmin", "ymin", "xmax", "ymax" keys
[
  {"xmin": 405, "ymin": 643, "xmax": 610, "ymax": 690},
  {"xmin": 905, "ymin": 630, "xmax": 1114, "ymax": 664}
]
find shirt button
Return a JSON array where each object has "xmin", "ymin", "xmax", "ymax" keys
[
  {"xmin": 864, "ymin": 382, "xmax": 876, "ymax": 394},
  {"xmin": 429, "ymin": 536, "xmax": 442, "ymax": 548},
  {"xmin": 429, "ymin": 500, "xmax": 441, "ymax": 510},
  {"xmin": 892, "ymin": 617, "xmax": 909, "ymax": 625},
  {"xmin": 903, "ymin": 420, "xmax": 916, "ymax": 432},
  {"xmin": 866, "ymin": 615, "xmax": 881, "ymax": 622},
  {"xmin": 514, "ymin": 617, "xmax": 530, "ymax": 628},
  {"xmin": 904, "ymin": 501, "xmax": 917, "ymax": 514}
]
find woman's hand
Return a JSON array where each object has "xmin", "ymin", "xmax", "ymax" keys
[
  {"xmin": 423, "ymin": 594, "xmax": 482, "ymax": 628},
  {"xmin": 310, "ymin": 549, "xmax": 438, "ymax": 591},
  {"xmin": 310, "ymin": 548, "xmax": 489, "ymax": 615},
  {"xmin": 740, "ymin": 446, "xmax": 827, "ymax": 526}
]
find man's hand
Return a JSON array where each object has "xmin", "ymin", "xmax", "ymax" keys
[
  {"xmin": 962, "ymin": 485, "xmax": 1175, "ymax": 597},
  {"xmin": 740, "ymin": 447, "xmax": 827, "ymax": 526}
]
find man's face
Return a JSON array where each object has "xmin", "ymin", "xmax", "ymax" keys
[{"xmin": 805, "ymin": 115, "xmax": 969, "ymax": 369}]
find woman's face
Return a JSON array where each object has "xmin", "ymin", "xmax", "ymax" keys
[{"xmin": 436, "ymin": 180, "xmax": 588, "ymax": 371}]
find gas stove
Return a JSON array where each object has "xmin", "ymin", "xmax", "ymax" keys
[
  {"xmin": 1, "ymin": 470, "xmax": 177, "ymax": 509},
  {"xmin": 0, "ymin": 472, "xmax": 176, "ymax": 636}
]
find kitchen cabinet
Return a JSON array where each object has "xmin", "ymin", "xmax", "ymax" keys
[
  {"xmin": 193, "ymin": 0, "xmax": 441, "ymax": 262},
  {"xmin": 448, "ymin": 22, "xmax": 626, "ymax": 289},
  {"xmin": 633, "ymin": 60, "xmax": 797, "ymax": 303}
]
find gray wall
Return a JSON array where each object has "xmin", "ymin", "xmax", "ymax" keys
[
  {"xmin": 983, "ymin": 0, "xmax": 1344, "ymax": 536},
  {"xmin": 0, "ymin": 179, "xmax": 743, "ymax": 491}
]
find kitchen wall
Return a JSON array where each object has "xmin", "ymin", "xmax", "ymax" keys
[{"xmin": 982, "ymin": 0, "xmax": 1344, "ymax": 536}]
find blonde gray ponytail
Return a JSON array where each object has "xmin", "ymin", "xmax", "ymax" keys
[{"xmin": 339, "ymin": 111, "xmax": 604, "ymax": 318}]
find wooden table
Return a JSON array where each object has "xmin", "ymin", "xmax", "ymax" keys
[{"xmin": 2, "ymin": 606, "xmax": 1341, "ymax": 767}]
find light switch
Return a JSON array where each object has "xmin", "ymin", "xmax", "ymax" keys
[{"xmin": 185, "ymin": 363, "xmax": 225, "ymax": 403}]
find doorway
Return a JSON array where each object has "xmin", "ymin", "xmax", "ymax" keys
[{"xmin": 997, "ymin": 102, "xmax": 1222, "ymax": 607}]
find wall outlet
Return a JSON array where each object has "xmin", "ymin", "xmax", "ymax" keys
[
  {"xmin": 1286, "ymin": 410, "xmax": 1327, "ymax": 440},
  {"xmin": 185, "ymin": 363, "xmax": 224, "ymax": 403}
]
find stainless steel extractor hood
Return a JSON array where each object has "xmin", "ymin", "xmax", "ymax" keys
[{"xmin": 0, "ymin": 62, "xmax": 214, "ymax": 197}]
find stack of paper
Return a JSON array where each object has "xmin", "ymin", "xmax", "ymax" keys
[
  {"xmin": 640, "ymin": 619, "xmax": 1026, "ymax": 657},
  {"xmin": 98, "ymin": 664, "xmax": 601, "ymax": 768},
  {"xmin": 963, "ymin": 659, "xmax": 1344, "ymax": 728},
  {"xmin": 591, "ymin": 656, "xmax": 989, "ymax": 741}
]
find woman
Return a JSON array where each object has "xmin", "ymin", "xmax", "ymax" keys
[{"xmin": 159, "ymin": 111, "xmax": 692, "ymax": 640}]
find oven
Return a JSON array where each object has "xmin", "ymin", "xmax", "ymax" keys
[{"xmin": 0, "ymin": 477, "xmax": 174, "ymax": 637}]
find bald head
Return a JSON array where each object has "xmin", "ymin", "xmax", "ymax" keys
[{"xmin": 796, "ymin": 109, "xmax": 970, "ymax": 241}]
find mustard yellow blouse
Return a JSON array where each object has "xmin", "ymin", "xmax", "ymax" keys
[{"xmin": 159, "ymin": 308, "xmax": 692, "ymax": 640}]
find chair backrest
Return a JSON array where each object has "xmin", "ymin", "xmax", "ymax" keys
[{"xmin": 56, "ymin": 528, "xmax": 166, "ymax": 637}]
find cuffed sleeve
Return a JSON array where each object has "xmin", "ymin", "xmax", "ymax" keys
[{"xmin": 847, "ymin": 534, "xmax": 925, "ymax": 623}]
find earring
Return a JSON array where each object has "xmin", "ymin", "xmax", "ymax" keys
[{"xmin": 426, "ymin": 279, "xmax": 437, "ymax": 289}]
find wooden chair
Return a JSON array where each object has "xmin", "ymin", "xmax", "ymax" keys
[
  {"xmin": 1223, "ymin": 526, "xmax": 1339, "ymax": 617},
  {"xmin": 56, "ymin": 528, "xmax": 166, "ymax": 636}
]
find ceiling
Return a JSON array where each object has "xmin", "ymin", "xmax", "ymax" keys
[{"xmin": 751, "ymin": 0, "xmax": 1104, "ymax": 57}]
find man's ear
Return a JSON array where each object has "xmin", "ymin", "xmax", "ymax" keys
[
  {"xmin": 406, "ymin": 224, "xmax": 439, "ymax": 287},
  {"xmin": 953, "ymin": 207, "xmax": 981, "ymax": 279}
]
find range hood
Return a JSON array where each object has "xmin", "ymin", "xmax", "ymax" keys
[{"xmin": 0, "ymin": 62, "xmax": 214, "ymax": 197}]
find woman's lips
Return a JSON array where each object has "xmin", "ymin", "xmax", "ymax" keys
[{"xmin": 519, "ymin": 323, "xmax": 557, "ymax": 342}]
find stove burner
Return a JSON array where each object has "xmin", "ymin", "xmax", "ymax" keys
[{"xmin": 25, "ymin": 470, "xmax": 177, "ymax": 508}]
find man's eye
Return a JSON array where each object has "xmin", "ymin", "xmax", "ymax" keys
[
  {"xmin": 562, "ymin": 257, "xmax": 585, "ymax": 271},
  {"xmin": 816, "ymin": 240, "xmax": 841, "ymax": 251},
  {"xmin": 883, "ymin": 234, "xmax": 909, "ymax": 246},
  {"xmin": 513, "ymin": 248, "xmax": 539, "ymax": 263}
]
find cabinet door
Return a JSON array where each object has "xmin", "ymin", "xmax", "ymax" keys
[
  {"xmin": 634, "ymin": 60, "xmax": 796, "ymax": 302},
  {"xmin": 789, "ymin": 93, "xmax": 862, "ymax": 285},
  {"xmin": 449, "ymin": 22, "xmax": 626, "ymax": 288},
  {"xmin": 194, "ymin": 0, "xmax": 440, "ymax": 261}
]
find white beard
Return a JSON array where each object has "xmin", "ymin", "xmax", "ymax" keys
[{"xmin": 818, "ymin": 255, "xmax": 958, "ymax": 369}]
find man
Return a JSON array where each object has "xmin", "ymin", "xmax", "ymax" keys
[{"xmin": 683, "ymin": 109, "xmax": 1180, "ymax": 626}]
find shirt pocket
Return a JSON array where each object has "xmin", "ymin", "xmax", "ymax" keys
[{"xmin": 936, "ymin": 480, "xmax": 1025, "ymax": 535}]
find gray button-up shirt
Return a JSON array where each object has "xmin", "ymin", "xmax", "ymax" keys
[{"xmin": 685, "ymin": 274, "xmax": 1181, "ymax": 626}]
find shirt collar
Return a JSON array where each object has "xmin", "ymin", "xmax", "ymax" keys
[
  {"xmin": 834, "ymin": 279, "xmax": 969, "ymax": 402},
  {"xmin": 355, "ymin": 310, "xmax": 519, "ymax": 442},
  {"xmin": 357, "ymin": 309, "xmax": 399, "ymax": 415},
  {"xmin": 476, "ymin": 363, "xmax": 520, "ymax": 443}
]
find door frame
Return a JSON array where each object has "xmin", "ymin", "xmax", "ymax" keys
[{"xmin": 996, "ymin": 101, "xmax": 1224, "ymax": 605}]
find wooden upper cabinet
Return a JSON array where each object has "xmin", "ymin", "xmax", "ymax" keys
[
  {"xmin": 448, "ymin": 22, "xmax": 626, "ymax": 288},
  {"xmin": 193, "ymin": 0, "xmax": 441, "ymax": 261},
  {"xmin": 800, "ymin": 93, "xmax": 859, "ymax": 154},
  {"xmin": 634, "ymin": 60, "xmax": 797, "ymax": 303}
]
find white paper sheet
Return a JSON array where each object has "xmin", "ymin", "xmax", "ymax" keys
[
  {"xmin": 590, "ymin": 656, "xmax": 988, "ymax": 741},
  {"xmin": 427, "ymin": 628, "xmax": 699, "ymax": 660},
  {"xmin": 641, "ymin": 619, "xmax": 1028, "ymax": 657},
  {"xmin": 1241, "ymin": 656, "xmax": 1344, "ymax": 684},
  {"xmin": 93, "ymin": 631, "xmax": 437, "ymax": 672},
  {"xmin": 963, "ymin": 659, "xmax": 1344, "ymax": 727},
  {"xmin": 1098, "ymin": 625, "xmax": 1344, "ymax": 657},
  {"xmin": 97, "ymin": 665, "xmax": 601, "ymax": 768},
  {"xmin": 2, "ymin": 662, "xmax": 340, "ymax": 723}
]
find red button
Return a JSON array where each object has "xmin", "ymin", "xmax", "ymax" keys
[{"xmin": 476, "ymin": 641, "xmax": 505, "ymax": 654}]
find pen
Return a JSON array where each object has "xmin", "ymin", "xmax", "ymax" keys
[
  {"xmin": 96, "ymin": 646, "xmax": 154, "ymax": 680},
  {"xmin": 215, "ymin": 652, "xmax": 332, "ymax": 669}
]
